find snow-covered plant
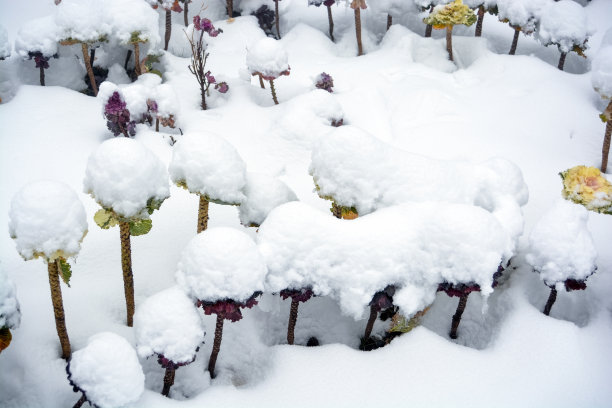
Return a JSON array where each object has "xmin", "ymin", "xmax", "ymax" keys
[
  {"xmin": 423, "ymin": 0, "xmax": 477, "ymax": 62},
  {"xmin": 104, "ymin": 91, "xmax": 136, "ymax": 137},
  {"xmin": 415, "ymin": 0, "xmax": 450, "ymax": 37},
  {"xmin": 247, "ymin": 37, "xmax": 290, "ymax": 105},
  {"xmin": 308, "ymin": 0, "xmax": 337, "ymax": 41},
  {"xmin": 8, "ymin": 181, "xmax": 88, "ymax": 359},
  {"xmin": 537, "ymin": 0, "xmax": 591, "ymax": 71},
  {"xmin": 134, "ymin": 287, "xmax": 205, "ymax": 397},
  {"xmin": 67, "ymin": 332, "xmax": 145, "ymax": 408},
  {"xmin": 315, "ymin": 72, "xmax": 334, "ymax": 93},
  {"xmin": 169, "ymin": 132, "xmax": 247, "ymax": 233},
  {"xmin": 0, "ymin": 24, "xmax": 11, "ymax": 61},
  {"xmin": 187, "ymin": 15, "xmax": 228, "ymax": 110},
  {"xmin": 176, "ymin": 228, "xmax": 267, "ymax": 378},
  {"xmin": 238, "ymin": 172, "xmax": 298, "ymax": 228},
  {"xmin": 464, "ymin": 0, "xmax": 497, "ymax": 37},
  {"xmin": 496, "ymin": 0, "xmax": 547, "ymax": 55},
  {"xmin": 361, "ymin": 286, "xmax": 395, "ymax": 349},
  {"xmin": 84, "ymin": 138, "xmax": 169, "ymax": 327},
  {"xmin": 591, "ymin": 31, "xmax": 612, "ymax": 172},
  {"xmin": 350, "ymin": 0, "xmax": 367, "ymax": 56},
  {"xmin": 15, "ymin": 16, "xmax": 61, "ymax": 86},
  {"xmin": 146, "ymin": 0, "xmax": 183, "ymax": 51},
  {"xmin": 526, "ymin": 200, "xmax": 597, "ymax": 316},
  {"xmin": 0, "ymin": 267, "xmax": 21, "ymax": 354},
  {"xmin": 279, "ymin": 288, "xmax": 314, "ymax": 345},
  {"xmin": 560, "ymin": 166, "xmax": 612, "ymax": 214}
]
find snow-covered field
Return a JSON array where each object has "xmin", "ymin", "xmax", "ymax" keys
[{"xmin": 1, "ymin": 0, "xmax": 612, "ymax": 407}]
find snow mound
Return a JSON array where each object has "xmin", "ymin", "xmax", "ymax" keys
[
  {"xmin": 15, "ymin": 15, "xmax": 61, "ymax": 57},
  {"xmin": 239, "ymin": 172, "xmax": 298, "ymax": 227},
  {"xmin": 496, "ymin": 0, "xmax": 549, "ymax": 32},
  {"xmin": 309, "ymin": 125, "xmax": 528, "ymax": 247},
  {"xmin": 591, "ymin": 29, "xmax": 612, "ymax": 99},
  {"xmin": 8, "ymin": 180, "xmax": 87, "ymax": 261},
  {"xmin": 134, "ymin": 286, "xmax": 205, "ymax": 364},
  {"xmin": 538, "ymin": 0, "xmax": 591, "ymax": 53},
  {"xmin": 176, "ymin": 228, "xmax": 267, "ymax": 302},
  {"xmin": 0, "ymin": 267, "xmax": 20, "ymax": 330},
  {"xmin": 83, "ymin": 138, "xmax": 169, "ymax": 219},
  {"xmin": 169, "ymin": 132, "xmax": 247, "ymax": 205},
  {"xmin": 525, "ymin": 200, "xmax": 597, "ymax": 287},
  {"xmin": 68, "ymin": 332, "xmax": 145, "ymax": 408},
  {"xmin": 0, "ymin": 24, "xmax": 10, "ymax": 60},
  {"xmin": 246, "ymin": 37, "xmax": 290, "ymax": 79},
  {"xmin": 259, "ymin": 201, "xmax": 513, "ymax": 319}
]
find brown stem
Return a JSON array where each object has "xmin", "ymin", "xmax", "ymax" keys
[
  {"xmin": 601, "ymin": 115, "xmax": 611, "ymax": 173},
  {"xmin": 48, "ymin": 260, "xmax": 71, "ymax": 359},
  {"xmin": 184, "ymin": 1, "xmax": 189, "ymax": 26},
  {"xmin": 387, "ymin": 14, "xmax": 392, "ymax": 31},
  {"xmin": 81, "ymin": 43, "xmax": 98, "ymax": 96},
  {"xmin": 165, "ymin": 10, "xmax": 172, "ymax": 51},
  {"xmin": 475, "ymin": 6, "xmax": 484, "ymax": 37},
  {"xmin": 134, "ymin": 43, "xmax": 141, "ymax": 76},
  {"xmin": 72, "ymin": 394, "xmax": 87, "ymax": 408},
  {"xmin": 161, "ymin": 365, "xmax": 176, "ymax": 397},
  {"xmin": 558, "ymin": 51, "xmax": 567, "ymax": 71},
  {"xmin": 275, "ymin": 0, "xmax": 281, "ymax": 39},
  {"xmin": 287, "ymin": 298, "xmax": 299, "ymax": 345},
  {"xmin": 425, "ymin": 5, "xmax": 433, "ymax": 38},
  {"xmin": 327, "ymin": 4, "xmax": 335, "ymax": 42},
  {"xmin": 509, "ymin": 28, "xmax": 520, "ymax": 55},
  {"xmin": 197, "ymin": 195, "xmax": 209, "ymax": 233},
  {"xmin": 120, "ymin": 222, "xmax": 135, "ymax": 327},
  {"xmin": 39, "ymin": 66, "xmax": 45, "ymax": 86},
  {"xmin": 543, "ymin": 287, "xmax": 557, "ymax": 316},
  {"xmin": 124, "ymin": 49, "xmax": 132, "ymax": 70},
  {"xmin": 446, "ymin": 25, "xmax": 453, "ymax": 62},
  {"xmin": 354, "ymin": 8, "xmax": 363, "ymax": 56},
  {"xmin": 90, "ymin": 48, "xmax": 96, "ymax": 67},
  {"xmin": 227, "ymin": 0, "xmax": 233, "ymax": 18},
  {"xmin": 449, "ymin": 294, "xmax": 469, "ymax": 339},
  {"xmin": 363, "ymin": 305, "xmax": 378, "ymax": 341},
  {"xmin": 269, "ymin": 79, "xmax": 279, "ymax": 105},
  {"xmin": 155, "ymin": 118, "xmax": 159, "ymax": 132},
  {"xmin": 208, "ymin": 314, "xmax": 224, "ymax": 379},
  {"xmin": 258, "ymin": 74, "xmax": 265, "ymax": 89}
]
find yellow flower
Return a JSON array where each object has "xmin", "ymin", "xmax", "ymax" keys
[{"xmin": 561, "ymin": 166, "xmax": 612, "ymax": 214}]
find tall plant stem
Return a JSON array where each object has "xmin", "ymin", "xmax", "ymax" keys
[
  {"xmin": 124, "ymin": 49, "xmax": 132, "ymax": 70},
  {"xmin": 509, "ymin": 29, "xmax": 520, "ymax": 55},
  {"xmin": 387, "ymin": 14, "xmax": 392, "ymax": 31},
  {"xmin": 275, "ymin": 0, "xmax": 281, "ymax": 39},
  {"xmin": 446, "ymin": 25, "xmax": 453, "ymax": 62},
  {"xmin": 601, "ymin": 102, "xmax": 612, "ymax": 172},
  {"xmin": 134, "ymin": 43, "xmax": 141, "ymax": 76},
  {"xmin": 327, "ymin": 4, "xmax": 335, "ymax": 41},
  {"xmin": 72, "ymin": 394, "xmax": 87, "ymax": 408},
  {"xmin": 227, "ymin": 0, "xmax": 233, "ymax": 19},
  {"xmin": 208, "ymin": 314, "xmax": 224, "ymax": 379},
  {"xmin": 558, "ymin": 51, "xmax": 567, "ymax": 71},
  {"xmin": 475, "ymin": 6, "xmax": 484, "ymax": 37},
  {"xmin": 39, "ymin": 66, "xmax": 45, "ymax": 86},
  {"xmin": 197, "ymin": 195, "xmax": 209, "ymax": 233},
  {"xmin": 287, "ymin": 298, "xmax": 299, "ymax": 345},
  {"xmin": 81, "ymin": 43, "xmax": 98, "ymax": 96},
  {"xmin": 119, "ymin": 222, "xmax": 135, "ymax": 327},
  {"xmin": 258, "ymin": 74, "xmax": 265, "ymax": 89},
  {"xmin": 425, "ymin": 5, "xmax": 433, "ymax": 38},
  {"xmin": 161, "ymin": 365, "xmax": 176, "ymax": 397},
  {"xmin": 48, "ymin": 259, "xmax": 71, "ymax": 359},
  {"xmin": 184, "ymin": 1, "xmax": 189, "ymax": 26},
  {"xmin": 543, "ymin": 287, "xmax": 557, "ymax": 316},
  {"xmin": 269, "ymin": 79, "xmax": 279, "ymax": 105},
  {"xmin": 449, "ymin": 294, "xmax": 469, "ymax": 339},
  {"xmin": 354, "ymin": 8, "xmax": 363, "ymax": 56},
  {"xmin": 363, "ymin": 305, "xmax": 378, "ymax": 341},
  {"xmin": 165, "ymin": 10, "xmax": 172, "ymax": 51}
]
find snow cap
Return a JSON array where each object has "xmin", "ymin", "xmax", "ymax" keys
[
  {"xmin": 239, "ymin": 172, "xmax": 298, "ymax": 227},
  {"xmin": 246, "ymin": 37, "xmax": 290, "ymax": 80}
]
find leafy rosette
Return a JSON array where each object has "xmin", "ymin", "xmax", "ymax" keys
[
  {"xmin": 197, "ymin": 292, "xmax": 261, "ymax": 323},
  {"xmin": 560, "ymin": 166, "xmax": 612, "ymax": 215},
  {"xmin": 279, "ymin": 288, "xmax": 314, "ymax": 303},
  {"xmin": 423, "ymin": 0, "xmax": 477, "ymax": 29}
]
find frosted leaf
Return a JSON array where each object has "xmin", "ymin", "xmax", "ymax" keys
[{"xmin": 239, "ymin": 172, "xmax": 298, "ymax": 227}]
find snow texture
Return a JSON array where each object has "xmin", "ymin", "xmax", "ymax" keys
[
  {"xmin": 105, "ymin": 0, "xmax": 161, "ymax": 47},
  {"xmin": 69, "ymin": 332, "xmax": 145, "ymax": 408},
  {"xmin": 246, "ymin": 37, "xmax": 290, "ymax": 79},
  {"xmin": 134, "ymin": 286, "xmax": 205, "ymax": 364},
  {"xmin": 169, "ymin": 132, "xmax": 247, "ymax": 205},
  {"xmin": 239, "ymin": 172, "xmax": 298, "ymax": 227},
  {"xmin": 8, "ymin": 180, "xmax": 87, "ymax": 261},
  {"xmin": 106, "ymin": 63, "xmax": 132, "ymax": 85},
  {"xmin": 414, "ymin": 0, "xmax": 451, "ymax": 9},
  {"xmin": 0, "ymin": 267, "xmax": 20, "ymax": 330},
  {"xmin": 538, "ymin": 0, "xmax": 591, "ymax": 52},
  {"xmin": 259, "ymin": 201, "xmax": 513, "ymax": 319},
  {"xmin": 83, "ymin": 137, "xmax": 170, "ymax": 219},
  {"xmin": 55, "ymin": 0, "xmax": 112, "ymax": 43},
  {"xmin": 463, "ymin": 0, "xmax": 497, "ymax": 10},
  {"xmin": 526, "ymin": 200, "xmax": 597, "ymax": 287},
  {"xmin": 591, "ymin": 28, "xmax": 612, "ymax": 99},
  {"xmin": 310, "ymin": 126, "xmax": 528, "ymax": 248},
  {"xmin": 176, "ymin": 228, "xmax": 267, "ymax": 303},
  {"xmin": 14, "ymin": 16, "xmax": 61, "ymax": 57},
  {"xmin": 496, "ymin": 0, "xmax": 549, "ymax": 32},
  {"xmin": 0, "ymin": 24, "xmax": 10, "ymax": 60}
]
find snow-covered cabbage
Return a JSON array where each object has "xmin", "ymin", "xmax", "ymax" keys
[
  {"xmin": 246, "ymin": 37, "xmax": 290, "ymax": 79},
  {"xmin": 239, "ymin": 172, "xmax": 298, "ymax": 227},
  {"xmin": 537, "ymin": 0, "xmax": 591, "ymax": 53}
]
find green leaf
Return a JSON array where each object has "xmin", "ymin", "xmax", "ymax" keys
[
  {"xmin": 146, "ymin": 197, "xmax": 165, "ymax": 215},
  {"xmin": 94, "ymin": 209, "xmax": 118, "ymax": 229},
  {"xmin": 58, "ymin": 258, "xmax": 72, "ymax": 287},
  {"xmin": 129, "ymin": 219, "xmax": 152, "ymax": 236}
]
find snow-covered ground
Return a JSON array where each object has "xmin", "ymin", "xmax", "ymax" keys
[{"xmin": 1, "ymin": 1, "xmax": 612, "ymax": 407}]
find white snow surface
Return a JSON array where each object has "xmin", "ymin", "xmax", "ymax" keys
[
  {"xmin": 591, "ymin": 29, "xmax": 612, "ymax": 99},
  {"xmin": 526, "ymin": 199, "xmax": 597, "ymax": 287},
  {"xmin": 310, "ymin": 125, "xmax": 528, "ymax": 248},
  {"xmin": 239, "ymin": 172, "xmax": 298, "ymax": 227},
  {"xmin": 0, "ymin": 24, "xmax": 10, "ymax": 60},
  {"xmin": 259, "ymin": 201, "xmax": 513, "ymax": 318},
  {"xmin": 8, "ymin": 180, "xmax": 87, "ymax": 261},
  {"xmin": 496, "ymin": 0, "xmax": 549, "ymax": 32},
  {"xmin": 134, "ymin": 286, "xmax": 205, "ymax": 364},
  {"xmin": 14, "ymin": 16, "xmax": 60, "ymax": 57},
  {"xmin": 538, "ymin": 0, "xmax": 591, "ymax": 52},
  {"xmin": 0, "ymin": 267, "xmax": 20, "ymax": 330},
  {"xmin": 83, "ymin": 137, "xmax": 170, "ymax": 219},
  {"xmin": 176, "ymin": 228, "xmax": 267, "ymax": 303},
  {"xmin": 246, "ymin": 37, "xmax": 290, "ymax": 78},
  {"xmin": 69, "ymin": 332, "xmax": 145, "ymax": 408},
  {"xmin": 169, "ymin": 132, "xmax": 247, "ymax": 204}
]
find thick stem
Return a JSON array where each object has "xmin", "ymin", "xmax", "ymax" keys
[
  {"xmin": 327, "ymin": 4, "xmax": 335, "ymax": 42},
  {"xmin": 275, "ymin": 0, "xmax": 281, "ymax": 39},
  {"xmin": 287, "ymin": 298, "xmax": 299, "ymax": 345},
  {"xmin": 120, "ymin": 222, "xmax": 135, "ymax": 327},
  {"xmin": 208, "ymin": 314, "xmax": 224, "ymax": 379},
  {"xmin": 72, "ymin": 394, "xmax": 87, "ymax": 408},
  {"xmin": 48, "ymin": 260, "xmax": 71, "ymax": 359},
  {"xmin": 425, "ymin": 6, "xmax": 433, "ymax": 38},
  {"xmin": 165, "ymin": 10, "xmax": 172, "ymax": 51},
  {"xmin": 227, "ymin": 0, "xmax": 233, "ymax": 18},
  {"xmin": 81, "ymin": 43, "xmax": 98, "ymax": 96},
  {"xmin": 184, "ymin": 1, "xmax": 189, "ymax": 26},
  {"xmin": 39, "ymin": 66, "xmax": 45, "ymax": 86},
  {"xmin": 449, "ymin": 294, "xmax": 469, "ymax": 339},
  {"xmin": 601, "ymin": 115, "xmax": 612, "ymax": 173},
  {"xmin": 509, "ymin": 28, "xmax": 520, "ymax": 55},
  {"xmin": 197, "ymin": 194, "xmax": 209, "ymax": 233},
  {"xmin": 475, "ymin": 6, "xmax": 484, "ymax": 37},
  {"xmin": 124, "ymin": 49, "xmax": 132, "ymax": 70},
  {"xmin": 258, "ymin": 74, "xmax": 265, "ymax": 89},
  {"xmin": 543, "ymin": 287, "xmax": 557, "ymax": 316},
  {"xmin": 269, "ymin": 79, "xmax": 279, "ymax": 105},
  {"xmin": 558, "ymin": 51, "xmax": 567, "ymax": 71},
  {"xmin": 161, "ymin": 365, "xmax": 176, "ymax": 397},
  {"xmin": 354, "ymin": 8, "xmax": 363, "ymax": 56},
  {"xmin": 134, "ymin": 43, "xmax": 141, "ymax": 76},
  {"xmin": 446, "ymin": 25, "xmax": 453, "ymax": 62},
  {"xmin": 386, "ymin": 14, "xmax": 392, "ymax": 31},
  {"xmin": 363, "ymin": 305, "xmax": 378, "ymax": 341}
]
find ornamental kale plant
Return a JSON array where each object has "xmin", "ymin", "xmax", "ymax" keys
[
  {"xmin": 315, "ymin": 72, "xmax": 334, "ymax": 93},
  {"xmin": 28, "ymin": 51, "xmax": 57, "ymax": 87},
  {"xmin": 309, "ymin": 0, "xmax": 337, "ymax": 41},
  {"xmin": 246, "ymin": 37, "xmax": 290, "ymax": 105},
  {"xmin": 280, "ymin": 288, "xmax": 314, "ymax": 345},
  {"xmin": 423, "ymin": 0, "xmax": 477, "ymax": 62},
  {"xmin": 360, "ymin": 286, "xmax": 394, "ymax": 350},
  {"xmin": 104, "ymin": 91, "xmax": 136, "ymax": 137}
]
